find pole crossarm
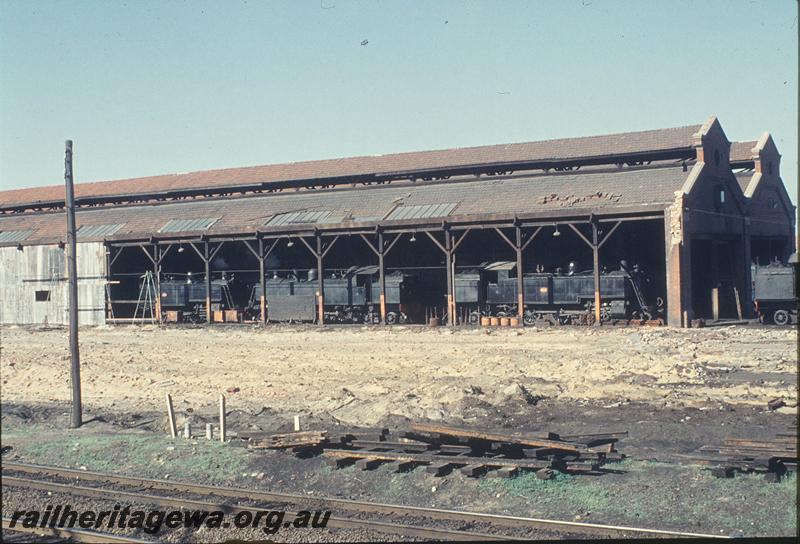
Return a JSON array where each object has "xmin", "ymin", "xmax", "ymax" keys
[
  {"xmin": 209, "ymin": 241, "xmax": 225, "ymax": 262},
  {"xmin": 425, "ymin": 231, "xmax": 447, "ymax": 253},
  {"xmin": 494, "ymin": 227, "xmax": 516, "ymax": 251},
  {"xmin": 521, "ymin": 226, "xmax": 542, "ymax": 251},
  {"xmin": 359, "ymin": 234, "xmax": 379, "ymax": 256},
  {"xmin": 597, "ymin": 221, "xmax": 622, "ymax": 249},
  {"xmin": 297, "ymin": 236, "xmax": 317, "ymax": 257},
  {"xmin": 384, "ymin": 233, "xmax": 401, "ymax": 256},
  {"xmin": 321, "ymin": 235, "xmax": 340, "ymax": 259},
  {"xmin": 109, "ymin": 246, "xmax": 125, "ymax": 268},
  {"xmin": 242, "ymin": 239, "xmax": 260, "ymax": 260},
  {"xmin": 452, "ymin": 228, "xmax": 471, "ymax": 251},
  {"xmin": 139, "ymin": 244, "xmax": 157, "ymax": 265},
  {"xmin": 188, "ymin": 242, "xmax": 205, "ymax": 261},
  {"xmin": 159, "ymin": 243, "xmax": 174, "ymax": 263},
  {"xmin": 568, "ymin": 223, "xmax": 594, "ymax": 248}
]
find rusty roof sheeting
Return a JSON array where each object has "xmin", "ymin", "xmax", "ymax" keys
[
  {"xmin": 0, "ymin": 166, "xmax": 688, "ymax": 247},
  {"xmin": 0, "ymin": 124, "xmax": 702, "ymax": 208}
]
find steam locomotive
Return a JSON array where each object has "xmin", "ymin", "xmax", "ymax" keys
[
  {"xmin": 455, "ymin": 260, "xmax": 660, "ymax": 325},
  {"xmin": 247, "ymin": 266, "xmax": 418, "ymax": 324},
  {"xmin": 753, "ymin": 253, "xmax": 797, "ymax": 325},
  {"xmin": 157, "ymin": 272, "xmax": 235, "ymax": 322}
]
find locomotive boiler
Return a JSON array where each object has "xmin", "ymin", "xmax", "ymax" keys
[
  {"xmin": 157, "ymin": 272, "xmax": 235, "ymax": 322},
  {"xmin": 455, "ymin": 260, "xmax": 660, "ymax": 325},
  {"xmin": 247, "ymin": 266, "xmax": 418, "ymax": 324}
]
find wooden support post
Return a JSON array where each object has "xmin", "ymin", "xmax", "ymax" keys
[
  {"xmin": 445, "ymin": 229, "xmax": 455, "ymax": 327},
  {"xmin": 316, "ymin": 234, "xmax": 324, "ymax": 325},
  {"xmin": 104, "ymin": 243, "xmax": 112, "ymax": 321},
  {"xmin": 184, "ymin": 420, "xmax": 192, "ymax": 439},
  {"xmin": 258, "ymin": 237, "xmax": 267, "ymax": 324},
  {"xmin": 153, "ymin": 243, "xmax": 162, "ymax": 322},
  {"xmin": 294, "ymin": 415, "xmax": 301, "ymax": 431},
  {"xmin": 515, "ymin": 226, "xmax": 524, "ymax": 321},
  {"xmin": 165, "ymin": 393, "xmax": 177, "ymax": 438},
  {"xmin": 378, "ymin": 230, "xmax": 387, "ymax": 324},
  {"xmin": 206, "ymin": 423, "xmax": 213, "ymax": 440},
  {"xmin": 711, "ymin": 287, "xmax": 720, "ymax": 321},
  {"xmin": 591, "ymin": 223, "xmax": 601, "ymax": 325},
  {"xmin": 219, "ymin": 394, "xmax": 226, "ymax": 442},
  {"xmin": 204, "ymin": 241, "xmax": 212, "ymax": 323},
  {"xmin": 734, "ymin": 286, "xmax": 743, "ymax": 320}
]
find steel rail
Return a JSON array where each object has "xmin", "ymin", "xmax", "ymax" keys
[
  {"xmin": 2, "ymin": 476, "xmax": 518, "ymax": 542},
  {"xmin": 2, "ymin": 461, "xmax": 730, "ymax": 539},
  {"xmin": 1, "ymin": 517, "xmax": 150, "ymax": 543}
]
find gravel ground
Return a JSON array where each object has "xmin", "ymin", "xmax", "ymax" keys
[
  {"xmin": 1, "ymin": 323, "xmax": 796, "ymax": 540},
  {"xmin": 1, "ymin": 485, "xmax": 418, "ymax": 543},
  {"xmin": 0, "ymin": 324, "xmax": 796, "ymax": 427}
]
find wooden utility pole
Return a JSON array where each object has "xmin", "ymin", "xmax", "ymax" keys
[{"xmin": 65, "ymin": 140, "xmax": 82, "ymax": 428}]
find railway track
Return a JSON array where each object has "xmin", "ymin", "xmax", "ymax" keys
[
  {"xmin": 1, "ymin": 517, "xmax": 150, "ymax": 543},
  {"xmin": 2, "ymin": 462, "xmax": 730, "ymax": 541}
]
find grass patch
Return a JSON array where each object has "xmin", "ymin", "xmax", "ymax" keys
[
  {"xmin": 477, "ymin": 463, "xmax": 797, "ymax": 536},
  {"xmin": 12, "ymin": 431, "xmax": 248, "ymax": 484}
]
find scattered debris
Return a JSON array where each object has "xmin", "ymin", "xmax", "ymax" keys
[
  {"xmin": 244, "ymin": 422, "xmax": 626, "ymax": 479},
  {"xmin": 247, "ymin": 431, "xmax": 328, "ymax": 450},
  {"xmin": 767, "ymin": 398, "xmax": 786, "ymax": 411},
  {"xmin": 688, "ymin": 429, "xmax": 797, "ymax": 482}
]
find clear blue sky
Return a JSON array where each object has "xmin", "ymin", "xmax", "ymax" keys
[{"xmin": 0, "ymin": 0, "xmax": 797, "ymax": 202}]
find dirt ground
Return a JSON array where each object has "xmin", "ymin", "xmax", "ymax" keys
[
  {"xmin": 0, "ymin": 324, "xmax": 796, "ymax": 426},
  {"xmin": 1, "ymin": 323, "xmax": 797, "ymax": 538}
]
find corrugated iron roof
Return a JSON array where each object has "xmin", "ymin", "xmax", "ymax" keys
[
  {"xmin": 266, "ymin": 210, "xmax": 332, "ymax": 226},
  {"xmin": 76, "ymin": 223, "xmax": 124, "ymax": 238},
  {"xmin": 159, "ymin": 217, "xmax": 219, "ymax": 233},
  {"xmin": 0, "ymin": 229, "xmax": 33, "ymax": 243},
  {"xmin": 0, "ymin": 165, "xmax": 691, "ymax": 246},
  {"xmin": 385, "ymin": 202, "xmax": 458, "ymax": 221},
  {"xmin": 0, "ymin": 124, "xmax": 702, "ymax": 207}
]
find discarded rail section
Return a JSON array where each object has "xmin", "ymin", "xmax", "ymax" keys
[
  {"xmin": 241, "ymin": 422, "xmax": 627, "ymax": 479},
  {"xmin": 687, "ymin": 429, "xmax": 797, "ymax": 481}
]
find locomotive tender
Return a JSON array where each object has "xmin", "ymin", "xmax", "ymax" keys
[
  {"xmin": 455, "ymin": 260, "xmax": 659, "ymax": 325},
  {"xmin": 752, "ymin": 253, "xmax": 797, "ymax": 325},
  {"xmin": 248, "ymin": 266, "xmax": 418, "ymax": 324}
]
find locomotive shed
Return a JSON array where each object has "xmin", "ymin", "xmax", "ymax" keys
[{"xmin": 0, "ymin": 115, "xmax": 795, "ymax": 327}]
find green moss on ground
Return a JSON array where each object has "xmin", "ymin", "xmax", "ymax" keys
[
  {"xmin": 477, "ymin": 461, "xmax": 797, "ymax": 536},
  {"xmin": 6, "ymin": 428, "xmax": 248, "ymax": 485}
]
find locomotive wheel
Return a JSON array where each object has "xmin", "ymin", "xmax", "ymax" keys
[
  {"xmin": 372, "ymin": 314, "xmax": 381, "ymax": 324},
  {"xmin": 386, "ymin": 312, "xmax": 398, "ymax": 325},
  {"xmin": 522, "ymin": 314, "xmax": 534, "ymax": 326},
  {"xmin": 398, "ymin": 313, "xmax": 409, "ymax": 324},
  {"xmin": 773, "ymin": 310, "xmax": 790, "ymax": 326},
  {"xmin": 468, "ymin": 311, "xmax": 481, "ymax": 325}
]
